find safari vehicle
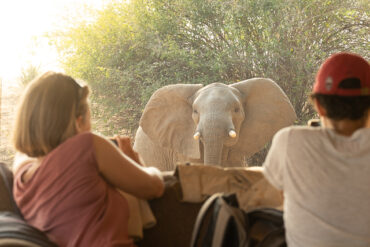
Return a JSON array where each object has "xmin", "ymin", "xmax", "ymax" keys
[
  {"xmin": 0, "ymin": 0, "xmax": 367, "ymax": 246},
  {"xmin": 0, "ymin": 161, "xmax": 285, "ymax": 247}
]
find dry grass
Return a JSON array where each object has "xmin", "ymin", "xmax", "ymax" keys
[{"xmin": 0, "ymin": 84, "xmax": 21, "ymax": 166}]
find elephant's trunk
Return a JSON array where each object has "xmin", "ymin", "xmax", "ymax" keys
[
  {"xmin": 203, "ymin": 138, "xmax": 224, "ymax": 166},
  {"xmin": 200, "ymin": 114, "xmax": 229, "ymax": 166}
]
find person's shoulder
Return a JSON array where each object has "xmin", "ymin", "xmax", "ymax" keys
[
  {"xmin": 69, "ymin": 131, "xmax": 94, "ymax": 143},
  {"xmin": 273, "ymin": 125, "xmax": 298, "ymax": 140},
  {"xmin": 274, "ymin": 125, "xmax": 325, "ymax": 142},
  {"xmin": 353, "ymin": 128, "xmax": 370, "ymax": 137},
  {"xmin": 283, "ymin": 125, "xmax": 326, "ymax": 135},
  {"xmin": 40, "ymin": 132, "xmax": 97, "ymax": 171},
  {"xmin": 56, "ymin": 131, "xmax": 94, "ymax": 154}
]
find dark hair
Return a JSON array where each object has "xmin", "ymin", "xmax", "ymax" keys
[{"xmin": 310, "ymin": 94, "xmax": 370, "ymax": 120}]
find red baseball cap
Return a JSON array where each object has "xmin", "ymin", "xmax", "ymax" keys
[{"xmin": 313, "ymin": 52, "xmax": 370, "ymax": 96}]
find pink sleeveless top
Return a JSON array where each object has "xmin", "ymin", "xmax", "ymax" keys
[{"xmin": 13, "ymin": 132, "xmax": 134, "ymax": 247}]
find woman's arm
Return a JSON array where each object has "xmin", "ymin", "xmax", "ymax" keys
[{"xmin": 93, "ymin": 133, "xmax": 164, "ymax": 199}]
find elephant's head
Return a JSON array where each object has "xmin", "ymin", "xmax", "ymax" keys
[{"xmin": 139, "ymin": 78, "xmax": 296, "ymax": 166}]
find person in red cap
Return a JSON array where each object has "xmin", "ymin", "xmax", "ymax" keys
[{"xmin": 262, "ymin": 52, "xmax": 370, "ymax": 246}]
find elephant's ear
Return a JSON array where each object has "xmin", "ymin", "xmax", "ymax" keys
[
  {"xmin": 231, "ymin": 78, "xmax": 296, "ymax": 157},
  {"xmin": 140, "ymin": 84, "xmax": 203, "ymax": 159}
]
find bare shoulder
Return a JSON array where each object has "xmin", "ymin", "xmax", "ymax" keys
[{"xmin": 91, "ymin": 133, "xmax": 116, "ymax": 149}]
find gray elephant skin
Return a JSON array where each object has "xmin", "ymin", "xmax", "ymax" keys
[{"xmin": 133, "ymin": 78, "xmax": 296, "ymax": 171}]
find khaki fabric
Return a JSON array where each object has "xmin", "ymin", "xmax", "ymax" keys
[
  {"xmin": 118, "ymin": 190, "xmax": 156, "ymax": 242},
  {"xmin": 176, "ymin": 164, "xmax": 283, "ymax": 211}
]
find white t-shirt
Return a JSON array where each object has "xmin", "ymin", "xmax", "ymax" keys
[{"xmin": 263, "ymin": 126, "xmax": 370, "ymax": 247}]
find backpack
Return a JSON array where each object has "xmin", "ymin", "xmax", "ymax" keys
[
  {"xmin": 0, "ymin": 163, "xmax": 57, "ymax": 247},
  {"xmin": 190, "ymin": 193, "xmax": 286, "ymax": 247},
  {"xmin": 245, "ymin": 208, "xmax": 286, "ymax": 247}
]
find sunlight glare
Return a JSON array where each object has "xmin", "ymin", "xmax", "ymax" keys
[{"xmin": 0, "ymin": 0, "xmax": 105, "ymax": 88}]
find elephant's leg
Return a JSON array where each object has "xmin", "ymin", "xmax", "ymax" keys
[{"xmin": 134, "ymin": 127, "xmax": 176, "ymax": 171}]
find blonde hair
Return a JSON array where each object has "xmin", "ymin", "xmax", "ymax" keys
[{"xmin": 13, "ymin": 72, "xmax": 90, "ymax": 157}]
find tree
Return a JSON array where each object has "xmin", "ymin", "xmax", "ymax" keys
[{"xmin": 51, "ymin": 0, "xmax": 369, "ymax": 164}]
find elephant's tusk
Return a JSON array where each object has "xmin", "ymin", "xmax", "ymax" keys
[
  {"xmin": 229, "ymin": 130, "xmax": 237, "ymax": 138},
  {"xmin": 193, "ymin": 132, "xmax": 200, "ymax": 140}
]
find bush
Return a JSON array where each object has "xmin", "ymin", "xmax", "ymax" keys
[{"xmin": 51, "ymin": 0, "xmax": 369, "ymax": 164}]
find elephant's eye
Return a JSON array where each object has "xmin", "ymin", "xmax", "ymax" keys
[
  {"xmin": 193, "ymin": 109, "xmax": 198, "ymax": 114},
  {"xmin": 234, "ymin": 107, "xmax": 239, "ymax": 113}
]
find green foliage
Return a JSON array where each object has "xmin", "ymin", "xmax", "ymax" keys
[{"xmin": 51, "ymin": 0, "xmax": 369, "ymax": 164}]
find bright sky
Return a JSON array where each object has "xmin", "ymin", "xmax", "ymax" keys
[{"xmin": 0, "ymin": 0, "xmax": 105, "ymax": 89}]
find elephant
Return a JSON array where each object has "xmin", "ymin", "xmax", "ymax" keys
[{"xmin": 133, "ymin": 78, "xmax": 296, "ymax": 171}]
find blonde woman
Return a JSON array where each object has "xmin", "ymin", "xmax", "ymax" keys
[{"xmin": 12, "ymin": 72, "xmax": 164, "ymax": 247}]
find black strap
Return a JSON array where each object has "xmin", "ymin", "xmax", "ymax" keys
[
  {"xmin": 246, "ymin": 208, "xmax": 284, "ymax": 226},
  {"xmin": 190, "ymin": 193, "xmax": 222, "ymax": 247},
  {"xmin": 245, "ymin": 208, "xmax": 285, "ymax": 247},
  {"xmin": 190, "ymin": 193, "xmax": 246, "ymax": 247},
  {"xmin": 211, "ymin": 197, "xmax": 247, "ymax": 247},
  {"xmin": 258, "ymin": 228, "xmax": 286, "ymax": 247}
]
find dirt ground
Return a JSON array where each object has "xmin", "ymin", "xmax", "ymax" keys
[{"xmin": 0, "ymin": 84, "xmax": 21, "ymax": 166}]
